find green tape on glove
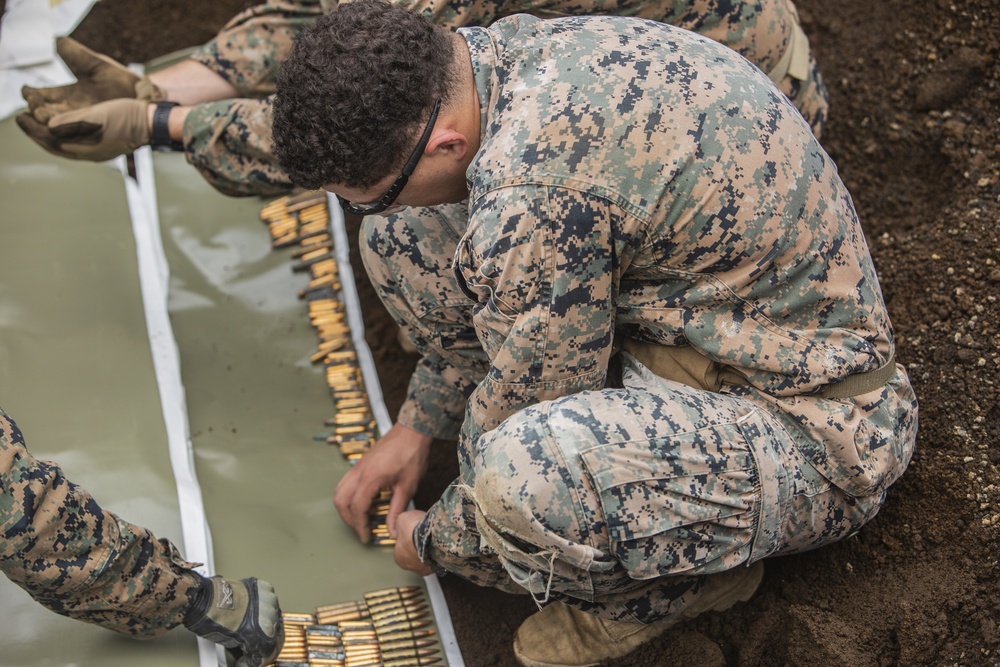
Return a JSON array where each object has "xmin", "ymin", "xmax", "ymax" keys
[{"xmin": 183, "ymin": 577, "xmax": 284, "ymax": 667}]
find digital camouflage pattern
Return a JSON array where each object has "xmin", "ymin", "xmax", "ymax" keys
[
  {"xmin": 181, "ymin": 0, "xmax": 827, "ymax": 195},
  {"xmin": 0, "ymin": 408, "xmax": 201, "ymax": 637},
  {"xmin": 355, "ymin": 16, "xmax": 917, "ymax": 621}
]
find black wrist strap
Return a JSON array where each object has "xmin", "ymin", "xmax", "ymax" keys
[{"xmin": 150, "ymin": 101, "xmax": 183, "ymax": 152}]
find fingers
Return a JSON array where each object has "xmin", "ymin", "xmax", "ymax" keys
[
  {"xmin": 15, "ymin": 112, "xmax": 73, "ymax": 159},
  {"xmin": 48, "ymin": 117, "xmax": 103, "ymax": 142},
  {"xmin": 254, "ymin": 579, "xmax": 282, "ymax": 638},
  {"xmin": 386, "ymin": 482, "xmax": 415, "ymax": 539},
  {"xmin": 21, "ymin": 84, "xmax": 77, "ymax": 123},
  {"xmin": 393, "ymin": 510, "xmax": 434, "ymax": 576},
  {"xmin": 333, "ymin": 470, "xmax": 375, "ymax": 543},
  {"xmin": 55, "ymin": 36, "xmax": 110, "ymax": 79}
]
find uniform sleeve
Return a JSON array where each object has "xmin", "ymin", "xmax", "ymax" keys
[
  {"xmin": 0, "ymin": 409, "xmax": 201, "ymax": 637},
  {"xmin": 455, "ymin": 184, "xmax": 617, "ymax": 446},
  {"xmin": 188, "ymin": 0, "xmax": 325, "ymax": 96},
  {"xmin": 358, "ymin": 205, "xmax": 489, "ymax": 440},
  {"xmin": 398, "ymin": 349, "xmax": 484, "ymax": 440},
  {"xmin": 389, "ymin": 0, "xmax": 504, "ymax": 28},
  {"xmin": 415, "ymin": 185, "xmax": 618, "ymax": 570},
  {"xmin": 413, "ymin": 483, "xmax": 523, "ymax": 593},
  {"xmin": 181, "ymin": 97, "xmax": 293, "ymax": 197}
]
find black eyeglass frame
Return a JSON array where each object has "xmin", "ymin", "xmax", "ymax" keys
[{"xmin": 337, "ymin": 98, "xmax": 443, "ymax": 216}]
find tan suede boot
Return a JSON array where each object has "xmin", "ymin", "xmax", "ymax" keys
[{"xmin": 513, "ymin": 561, "xmax": 764, "ymax": 667}]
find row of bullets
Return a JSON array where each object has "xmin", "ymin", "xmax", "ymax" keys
[
  {"xmin": 269, "ymin": 586, "xmax": 442, "ymax": 667},
  {"xmin": 368, "ymin": 491, "xmax": 395, "ymax": 546},
  {"xmin": 261, "ymin": 191, "xmax": 332, "ymax": 250},
  {"xmin": 297, "ymin": 249, "xmax": 343, "ymax": 299},
  {"xmin": 322, "ymin": 347, "xmax": 379, "ymax": 469},
  {"xmin": 309, "ymin": 299, "xmax": 351, "ymax": 363},
  {"xmin": 260, "ymin": 193, "xmax": 394, "ymax": 544}
]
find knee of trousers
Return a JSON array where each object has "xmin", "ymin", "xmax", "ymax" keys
[{"xmin": 469, "ymin": 405, "xmax": 610, "ymax": 602}]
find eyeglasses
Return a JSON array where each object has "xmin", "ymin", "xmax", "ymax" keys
[{"xmin": 337, "ymin": 98, "xmax": 443, "ymax": 216}]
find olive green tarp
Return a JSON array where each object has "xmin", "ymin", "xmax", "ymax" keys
[{"xmin": 0, "ymin": 117, "xmax": 442, "ymax": 667}]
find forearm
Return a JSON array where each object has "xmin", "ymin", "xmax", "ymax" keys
[
  {"xmin": 146, "ymin": 59, "xmax": 239, "ymax": 105},
  {"xmin": 178, "ymin": 98, "xmax": 293, "ymax": 197},
  {"xmin": 0, "ymin": 411, "xmax": 200, "ymax": 637},
  {"xmin": 398, "ymin": 354, "xmax": 480, "ymax": 440},
  {"xmin": 186, "ymin": 0, "xmax": 325, "ymax": 98}
]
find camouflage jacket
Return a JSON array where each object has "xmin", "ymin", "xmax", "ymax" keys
[
  {"xmin": 412, "ymin": 15, "xmax": 906, "ymax": 559},
  {"xmin": 0, "ymin": 408, "xmax": 199, "ymax": 636},
  {"xmin": 185, "ymin": 0, "xmax": 824, "ymax": 195}
]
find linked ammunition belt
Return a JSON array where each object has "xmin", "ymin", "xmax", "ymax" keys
[
  {"xmin": 271, "ymin": 585, "xmax": 443, "ymax": 667},
  {"xmin": 260, "ymin": 191, "xmax": 396, "ymax": 546}
]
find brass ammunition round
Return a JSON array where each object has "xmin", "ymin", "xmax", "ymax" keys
[
  {"xmin": 307, "ymin": 625, "xmax": 346, "ymax": 635},
  {"xmin": 365, "ymin": 592, "xmax": 421, "ymax": 605},
  {"xmin": 307, "ymin": 639, "xmax": 345, "ymax": 648},
  {"xmin": 339, "ymin": 621, "xmax": 376, "ymax": 631},
  {"xmin": 315, "ymin": 601, "xmax": 365, "ymax": 614},
  {"xmin": 380, "ymin": 647, "xmax": 440, "ymax": 661},
  {"xmin": 343, "ymin": 645, "xmax": 381, "ymax": 654},
  {"xmin": 282, "ymin": 613, "xmax": 317, "ymax": 623},
  {"xmin": 275, "ymin": 652, "xmax": 308, "ymax": 661},
  {"xmin": 315, "ymin": 611, "xmax": 368, "ymax": 624},
  {"xmin": 378, "ymin": 638, "xmax": 438, "ymax": 652},
  {"xmin": 367, "ymin": 595, "xmax": 424, "ymax": 611},
  {"xmin": 372, "ymin": 608, "xmax": 429, "ymax": 624}
]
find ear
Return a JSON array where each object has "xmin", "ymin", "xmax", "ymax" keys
[{"xmin": 426, "ymin": 130, "xmax": 468, "ymax": 161}]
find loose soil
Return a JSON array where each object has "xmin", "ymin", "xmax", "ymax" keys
[{"xmin": 49, "ymin": 0, "xmax": 1000, "ymax": 664}]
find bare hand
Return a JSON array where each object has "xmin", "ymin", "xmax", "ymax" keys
[
  {"xmin": 394, "ymin": 510, "xmax": 433, "ymax": 576},
  {"xmin": 333, "ymin": 423, "xmax": 432, "ymax": 543}
]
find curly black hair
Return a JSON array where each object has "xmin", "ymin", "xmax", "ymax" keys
[{"xmin": 272, "ymin": 0, "xmax": 455, "ymax": 190}]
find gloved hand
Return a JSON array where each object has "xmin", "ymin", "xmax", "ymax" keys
[
  {"xmin": 16, "ymin": 98, "xmax": 150, "ymax": 162},
  {"xmin": 183, "ymin": 577, "xmax": 284, "ymax": 667},
  {"xmin": 21, "ymin": 37, "xmax": 163, "ymax": 123}
]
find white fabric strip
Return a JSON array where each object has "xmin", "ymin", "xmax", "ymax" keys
[
  {"xmin": 328, "ymin": 194, "xmax": 466, "ymax": 667},
  {"xmin": 120, "ymin": 149, "xmax": 221, "ymax": 667}
]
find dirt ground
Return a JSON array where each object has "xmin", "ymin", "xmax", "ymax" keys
[{"xmin": 36, "ymin": 0, "xmax": 1000, "ymax": 664}]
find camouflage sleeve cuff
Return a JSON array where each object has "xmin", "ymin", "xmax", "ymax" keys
[
  {"xmin": 396, "ymin": 365, "xmax": 468, "ymax": 440},
  {"xmin": 181, "ymin": 100, "xmax": 293, "ymax": 198},
  {"xmin": 414, "ymin": 487, "xmax": 514, "ymax": 591}
]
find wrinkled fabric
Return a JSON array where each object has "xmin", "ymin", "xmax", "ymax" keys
[
  {"xmin": 357, "ymin": 16, "xmax": 918, "ymax": 622},
  {"xmin": 411, "ymin": 354, "xmax": 911, "ymax": 622},
  {"xmin": 0, "ymin": 408, "xmax": 201, "ymax": 637},
  {"xmin": 180, "ymin": 0, "xmax": 827, "ymax": 195}
]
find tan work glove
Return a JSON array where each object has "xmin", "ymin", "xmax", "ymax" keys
[
  {"xmin": 21, "ymin": 37, "xmax": 162, "ymax": 123},
  {"xmin": 16, "ymin": 98, "xmax": 150, "ymax": 162}
]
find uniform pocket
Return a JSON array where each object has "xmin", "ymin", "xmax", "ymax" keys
[{"xmin": 580, "ymin": 420, "xmax": 760, "ymax": 580}]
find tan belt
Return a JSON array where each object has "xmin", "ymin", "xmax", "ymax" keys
[
  {"xmin": 816, "ymin": 352, "xmax": 897, "ymax": 399},
  {"xmin": 766, "ymin": 1, "xmax": 812, "ymax": 83},
  {"xmin": 619, "ymin": 338, "xmax": 896, "ymax": 399}
]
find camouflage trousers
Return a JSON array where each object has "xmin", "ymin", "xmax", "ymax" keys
[
  {"xmin": 363, "ymin": 208, "xmax": 918, "ymax": 624},
  {"xmin": 180, "ymin": 0, "xmax": 828, "ymax": 196},
  {"xmin": 0, "ymin": 408, "xmax": 201, "ymax": 637}
]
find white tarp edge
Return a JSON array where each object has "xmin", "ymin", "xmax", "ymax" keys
[
  {"xmin": 327, "ymin": 194, "xmax": 466, "ymax": 667},
  {"xmin": 120, "ymin": 148, "xmax": 222, "ymax": 667}
]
